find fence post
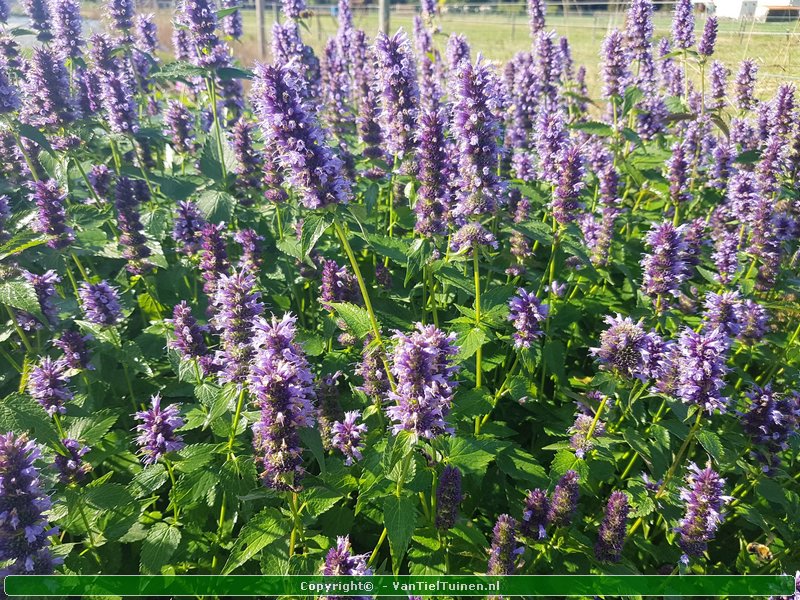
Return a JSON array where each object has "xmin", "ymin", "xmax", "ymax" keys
[
  {"xmin": 379, "ymin": 0, "xmax": 390, "ymax": 34},
  {"xmin": 256, "ymin": 0, "xmax": 266, "ymax": 59}
]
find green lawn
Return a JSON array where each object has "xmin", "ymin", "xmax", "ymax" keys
[{"xmin": 150, "ymin": 6, "xmax": 800, "ymax": 99}]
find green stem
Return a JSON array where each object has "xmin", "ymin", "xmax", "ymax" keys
[
  {"xmin": 165, "ymin": 460, "xmax": 180, "ymax": 521},
  {"xmin": 73, "ymin": 157, "xmax": 102, "ymax": 204},
  {"xmin": 226, "ymin": 387, "xmax": 247, "ymax": 460},
  {"xmin": 473, "ymin": 249, "xmax": 482, "ymax": 390},
  {"xmin": 4, "ymin": 304, "xmax": 34, "ymax": 354},
  {"xmin": 333, "ymin": 218, "xmax": 396, "ymax": 391},
  {"xmin": 368, "ymin": 528, "xmax": 388, "ymax": 567},
  {"xmin": 207, "ymin": 77, "xmax": 228, "ymax": 184}
]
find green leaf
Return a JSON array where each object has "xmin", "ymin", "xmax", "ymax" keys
[
  {"xmin": 383, "ymin": 430, "xmax": 414, "ymax": 477},
  {"xmin": 327, "ymin": 302, "xmax": 374, "ymax": 339},
  {"xmin": 570, "ymin": 120, "xmax": 614, "ymax": 137},
  {"xmin": 0, "ymin": 393, "xmax": 59, "ymax": 446},
  {"xmin": 454, "ymin": 327, "xmax": 486, "ymax": 363},
  {"xmin": 384, "ymin": 495, "xmax": 417, "ymax": 573},
  {"xmin": 300, "ymin": 213, "xmax": 331, "ymax": 258},
  {"xmin": 198, "ymin": 137, "xmax": 236, "ymax": 183},
  {"xmin": 496, "ymin": 445, "xmax": 548, "ymax": 486},
  {"xmin": 217, "ymin": 66, "xmax": 252, "ymax": 81},
  {"xmin": 128, "ymin": 464, "xmax": 168, "ymax": 499},
  {"xmin": 0, "ymin": 279, "xmax": 44, "ymax": 321},
  {"xmin": 734, "ymin": 149, "xmax": 761, "ymax": 165},
  {"xmin": 445, "ymin": 436, "xmax": 498, "ymax": 476},
  {"xmin": 67, "ymin": 410, "xmax": 118, "ymax": 445},
  {"xmin": 196, "ymin": 190, "xmax": 235, "ymax": 223},
  {"xmin": 222, "ymin": 508, "xmax": 290, "ymax": 574},
  {"xmin": 141, "ymin": 523, "xmax": 181, "ymax": 574},
  {"xmin": 696, "ymin": 430, "xmax": 725, "ymax": 464},
  {"xmin": 18, "ymin": 123, "xmax": 55, "ymax": 155}
]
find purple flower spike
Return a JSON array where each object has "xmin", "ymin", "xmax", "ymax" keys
[
  {"xmin": 736, "ymin": 299, "xmax": 768, "ymax": 342},
  {"xmin": 22, "ymin": 270, "xmax": 60, "ymax": 327},
  {"xmin": 415, "ymin": 108, "xmax": 450, "ymax": 236},
  {"xmin": 54, "ymin": 331, "xmax": 92, "ymax": 370},
  {"xmin": 356, "ymin": 339, "xmax": 389, "ymax": 399},
  {"xmin": 595, "ymin": 491, "xmax": 630, "ymax": 563},
  {"xmin": 221, "ymin": 0, "xmax": 243, "ymax": 39},
  {"xmin": 676, "ymin": 327, "xmax": 729, "ymax": 414},
  {"xmin": 331, "ymin": 411, "xmax": 368, "ymax": 465},
  {"xmin": 173, "ymin": 200, "xmax": 207, "ymax": 255},
  {"xmin": 527, "ymin": 0, "xmax": 546, "ymax": 38},
  {"xmin": 569, "ymin": 412, "xmax": 606, "ymax": 458},
  {"xmin": 548, "ymin": 470, "xmax": 579, "ymax": 526},
  {"xmin": 373, "ymin": 30, "xmax": 420, "ymax": 160},
  {"xmin": 135, "ymin": 394, "xmax": 185, "ymax": 465},
  {"xmin": 435, "ymin": 465, "xmax": 463, "ymax": 530},
  {"xmin": 55, "ymin": 438, "xmax": 91, "ymax": 484},
  {"xmin": 703, "ymin": 290, "xmax": 742, "ymax": 337},
  {"xmin": 78, "ymin": 280, "xmax": 123, "ymax": 326},
  {"xmin": 741, "ymin": 385, "xmax": 800, "ymax": 471},
  {"xmin": 323, "ymin": 536, "xmax": 372, "ymax": 577},
  {"xmin": 107, "ymin": 0, "xmax": 134, "ymax": 32},
  {"xmin": 676, "ymin": 463, "xmax": 729, "ymax": 562},
  {"xmin": 51, "ymin": 0, "xmax": 84, "ymax": 59},
  {"xmin": 0, "ymin": 433, "xmax": 58, "ymax": 575},
  {"xmin": 698, "ymin": 16, "xmax": 717, "ymax": 57},
  {"xmin": 252, "ymin": 63, "xmax": 350, "ymax": 208},
  {"xmin": 31, "ymin": 180, "xmax": 74, "ymax": 250},
  {"xmin": 591, "ymin": 314, "xmax": 659, "ymax": 380},
  {"xmin": 450, "ymin": 222, "xmax": 498, "ymax": 254},
  {"xmin": 487, "ymin": 514, "xmax": 523, "ymax": 575},
  {"xmin": 672, "ymin": 0, "xmax": 695, "ymax": 49},
  {"xmin": 734, "ymin": 60, "xmax": 758, "ymax": 111},
  {"xmin": 199, "ymin": 223, "xmax": 230, "ymax": 297},
  {"xmin": 452, "ymin": 57, "xmax": 504, "ymax": 218},
  {"xmin": 249, "ymin": 313, "xmax": 317, "ymax": 491},
  {"xmin": 386, "ymin": 323, "xmax": 459, "ymax": 440},
  {"xmin": 27, "ymin": 357, "xmax": 72, "ymax": 416},
  {"xmin": 625, "ymin": 0, "xmax": 654, "ymax": 54},
  {"xmin": 521, "ymin": 488, "xmax": 550, "ymax": 539},
  {"xmin": 641, "ymin": 221, "xmax": 687, "ymax": 302},
  {"xmin": 164, "ymin": 101, "xmax": 198, "ymax": 154},
  {"xmin": 0, "ymin": 64, "xmax": 18, "ymax": 114},
  {"xmin": 21, "ymin": 48, "xmax": 78, "ymax": 129},
  {"xmin": 508, "ymin": 288, "xmax": 548, "ymax": 349},
  {"xmin": 115, "ymin": 177, "xmax": 152, "ymax": 275},
  {"xmin": 600, "ymin": 29, "xmax": 629, "ymax": 99},
  {"xmin": 20, "ymin": 0, "xmax": 51, "ymax": 38},
  {"xmin": 212, "ymin": 270, "xmax": 264, "ymax": 386},
  {"xmin": 552, "ymin": 144, "xmax": 585, "ymax": 225},
  {"xmin": 319, "ymin": 259, "xmax": 359, "ymax": 309},
  {"xmin": 168, "ymin": 301, "xmax": 210, "ymax": 365}
]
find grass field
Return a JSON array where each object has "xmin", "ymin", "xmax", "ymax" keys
[{"xmin": 75, "ymin": 0, "xmax": 800, "ymax": 98}]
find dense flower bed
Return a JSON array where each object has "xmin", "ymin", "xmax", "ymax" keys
[{"xmin": 0, "ymin": 0, "xmax": 798, "ymax": 587}]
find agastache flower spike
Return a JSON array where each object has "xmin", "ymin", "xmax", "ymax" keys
[
  {"xmin": 21, "ymin": 48, "xmax": 78, "ymax": 129},
  {"xmin": 435, "ymin": 466, "xmax": 463, "ymax": 530},
  {"xmin": 548, "ymin": 470, "xmax": 579, "ymax": 526},
  {"xmin": 168, "ymin": 300, "xmax": 210, "ymax": 365},
  {"xmin": 173, "ymin": 200, "xmax": 206, "ymax": 255},
  {"xmin": 487, "ymin": 515, "xmax": 523, "ymax": 575},
  {"xmin": 703, "ymin": 290, "xmax": 742, "ymax": 337},
  {"xmin": 55, "ymin": 438, "xmax": 91, "ymax": 484},
  {"xmin": 0, "ymin": 64, "xmax": 18, "ymax": 114},
  {"xmin": 252, "ymin": 63, "xmax": 350, "ymax": 208},
  {"xmin": 0, "ymin": 433, "xmax": 58, "ymax": 575},
  {"xmin": 569, "ymin": 413, "xmax": 606, "ymax": 458},
  {"xmin": 451, "ymin": 57, "xmax": 504, "ymax": 218},
  {"xmin": 212, "ymin": 270, "xmax": 264, "ymax": 385},
  {"xmin": 641, "ymin": 221, "xmax": 687, "ymax": 302},
  {"xmin": 323, "ymin": 536, "xmax": 372, "ymax": 577},
  {"xmin": 164, "ymin": 101, "xmax": 198, "ymax": 154},
  {"xmin": 625, "ymin": 0, "xmax": 654, "ymax": 55},
  {"xmin": 414, "ymin": 108, "xmax": 450, "ymax": 236},
  {"xmin": 134, "ymin": 394, "xmax": 185, "ymax": 465},
  {"xmin": 508, "ymin": 288, "xmax": 548, "ymax": 349},
  {"xmin": 552, "ymin": 144, "xmax": 585, "ymax": 225},
  {"xmin": 115, "ymin": 177, "xmax": 152, "ymax": 274},
  {"xmin": 78, "ymin": 281, "xmax": 123, "ymax": 326},
  {"xmin": 31, "ymin": 180, "xmax": 74, "ymax": 250},
  {"xmin": 233, "ymin": 229, "xmax": 264, "ymax": 273},
  {"xmin": 698, "ymin": 16, "xmax": 717, "ymax": 57},
  {"xmin": 248, "ymin": 314, "xmax": 317, "ymax": 490},
  {"xmin": 54, "ymin": 331, "xmax": 92, "ymax": 370},
  {"xmin": 741, "ymin": 385, "xmax": 800, "ymax": 471},
  {"xmin": 521, "ymin": 489, "xmax": 549, "ymax": 539},
  {"xmin": 51, "ymin": 0, "xmax": 84, "ymax": 59},
  {"xmin": 736, "ymin": 299, "xmax": 768, "ymax": 341},
  {"xmin": 676, "ymin": 327, "xmax": 729, "ymax": 414},
  {"xmin": 199, "ymin": 223, "xmax": 230, "ymax": 297},
  {"xmin": 676, "ymin": 463, "xmax": 730, "ymax": 562},
  {"xmin": 107, "ymin": 0, "xmax": 134, "ymax": 32},
  {"xmin": 319, "ymin": 259, "xmax": 359, "ymax": 309},
  {"xmin": 672, "ymin": 0, "xmax": 695, "ymax": 49},
  {"xmin": 595, "ymin": 491, "xmax": 631, "ymax": 563},
  {"xmin": 450, "ymin": 222, "xmax": 498, "ymax": 254},
  {"xmin": 386, "ymin": 323, "xmax": 460, "ymax": 440},
  {"xmin": 221, "ymin": 0, "xmax": 243, "ymax": 40},
  {"xmin": 22, "ymin": 270, "xmax": 60, "ymax": 327},
  {"xmin": 373, "ymin": 30, "xmax": 420, "ymax": 159},
  {"xmin": 528, "ymin": 0, "xmax": 546, "ymax": 39},
  {"xmin": 600, "ymin": 29, "xmax": 629, "ymax": 100},
  {"xmin": 330, "ymin": 411, "xmax": 368, "ymax": 465},
  {"xmin": 27, "ymin": 357, "xmax": 72, "ymax": 416},
  {"xmin": 734, "ymin": 60, "xmax": 758, "ymax": 111},
  {"xmin": 20, "ymin": 0, "xmax": 51, "ymax": 39},
  {"xmin": 446, "ymin": 33, "xmax": 471, "ymax": 74}
]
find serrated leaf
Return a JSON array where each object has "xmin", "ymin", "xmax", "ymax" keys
[
  {"xmin": 445, "ymin": 436, "xmax": 497, "ymax": 476},
  {"xmin": 222, "ymin": 508, "xmax": 290, "ymax": 574},
  {"xmin": 198, "ymin": 137, "xmax": 236, "ymax": 183},
  {"xmin": 300, "ymin": 213, "xmax": 331, "ymax": 258},
  {"xmin": 454, "ymin": 327, "xmax": 485, "ymax": 363},
  {"xmin": 0, "ymin": 393, "xmax": 59, "ymax": 446},
  {"xmin": 696, "ymin": 430, "xmax": 725, "ymax": 464},
  {"xmin": 571, "ymin": 120, "xmax": 614, "ymax": 136},
  {"xmin": 0, "ymin": 279, "xmax": 44, "ymax": 321},
  {"xmin": 328, "ymin": 302, "xmax": 374, "ymax": 339},
  {"xmin": 128, "ymin": 465, "xmax": 168, "ymax": 499},
  {"xmin": 141, "ymin": 523, "xmax": 181, "ymax": 574},
  {"xmin": 196, "ymin": 190, "xmax": 234, "ymax": 223},
  {"xmin": 67, "ymin": 411, "xmax": 118, "ymax": 445},
  {"xmin": 384, "ymin": 495, "xmax": 416, "ymax": 574}
]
